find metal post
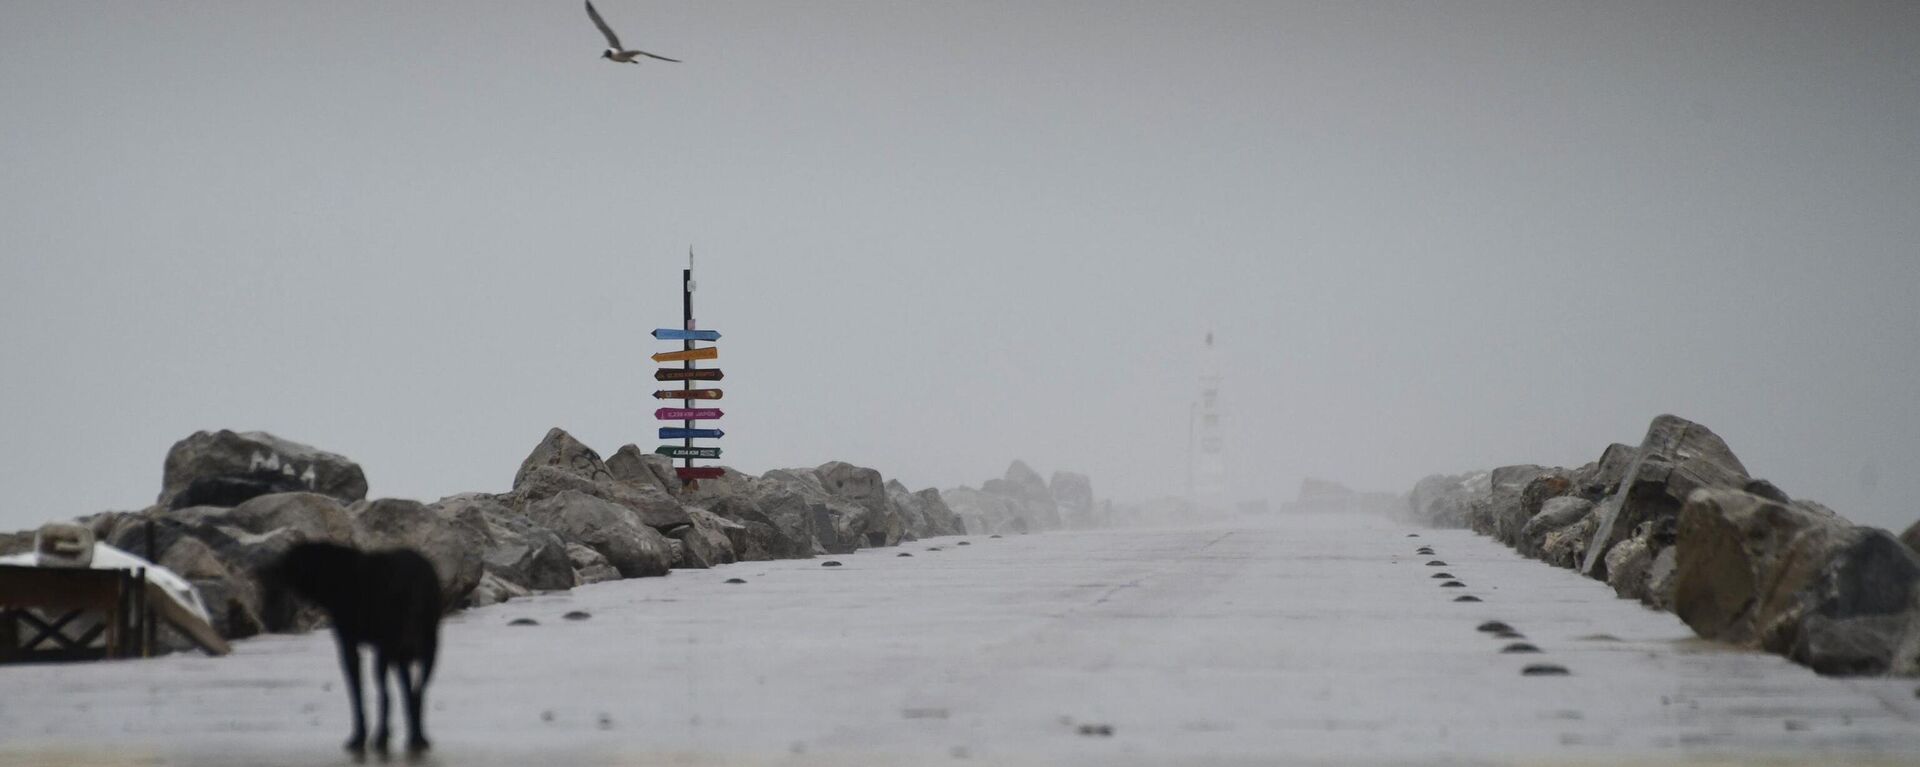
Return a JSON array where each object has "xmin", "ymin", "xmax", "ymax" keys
[{"xmin": 682, "ymin": 250, "xmax": 694, "ymax": 483}]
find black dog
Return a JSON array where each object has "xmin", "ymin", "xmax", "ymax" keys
[{"xmin": 264, "ymin": 542, "xmax": 442, "ymax": 756}]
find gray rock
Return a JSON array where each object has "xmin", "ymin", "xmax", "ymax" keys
[
  {"xmin": 1571, "ymin": 443, "xmax": 1638, "ymax": 499},
  {"xmin": 1583, "ymin": 415, "xmax": 1751, "ymax": 578},
  {"xmin": 682, "ymin": 468, "xmax": 812, "ymax": 560},
  {"xmin": 507, "ymin": 464, "xmax": 692, "ymax": 531},
  {"xmin": 158, "ymin": 430, "xmax": 367, "ymax": 509},
  {"xmin": 1406, "ymin": 471, "xmax": 1490, "ymax": 528},
  {"xmin": 350, "ymin": 498, "xmax": 485, "ymax": 607},
  {"xmin": 1468, "ymin": 465, "xmax": 1550, "ymax": 541},
  {"xmin": 566, "ymin": 543, "xmax": 622, "ymax": 585},
  {"xmin": 527, "ymin": 491, "xmax": 673, "ymax": 578},
  {"xmin": 606, "ymin": 444, "xmax": 682, "ymax": 495},
  {"xmin": 466, "ymin": 571, "xmax": 532, "ymax": 607},
  {"xmin": 670, "ymin": 507, "xmax": 740, "ymax": 569},
  {"xmin": 1900, "ymin": 519, "xmax": 1920, "ymax": 557},
  {"xmin": 227, "ymin": 492, "xmax": 355, "ymax": 545},
  {"xmin": 1050, "ymin": 471, "xmax": 1096, "ymax": 529},
  {"xmin": 1604, "ymin": 519, "xmax": 1678, "ymax": 608},
  {"xmin": 431, "ymin": 494, "xmax": 575, "ymax": 591},
  {"xmin": 751, "ymin": 468, "xmax": 872, "ymax": 554},
  {"xmin": 1519, "ymin": 496, "xmax": 1595, "ymax": 561},
  {"xmin": 0, "ymin": 530, "xmax": 33, "ymax": 557},
  {"xmin": 816, "ymin": 461, "xmax": 905, "ymax": 547},
  {"xmin": 1674, "ymin": 488, "xmax": 1920, "ymax": 676},
  {"xmin": 941, "ymin": 486, "xmax": 1026, "ymax": 536},
  {"xmin": 513, "ymin": 427, "xmax": 615, "ymax": 488},
  {"xmin": 914, "ymin": 488, "xmax": 966, "ymax": 537}
]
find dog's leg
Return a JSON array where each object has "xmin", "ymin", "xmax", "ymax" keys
[
  {"xmin": 399, "ymin": 661, "xmax": 431, "ymax": 753},
  {"xmin": 336, "ymin": 637, "xmax": 367, "ymax": 755},
  {"xmin": 372, "ymin": 650, "xmax": 392, "ymax": 754}
]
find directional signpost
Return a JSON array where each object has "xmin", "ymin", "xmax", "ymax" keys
[
  {"xmin": 650, "ymin": 347, "xmax": 718, "ymax": 363},
  {"xmin": 655, "ymin": 408, "xmax": 723, "ymax": 421},
  {"xmin": 651, "ymin": 328, "xmax": 720, "ymax": 342},
  {"xmin": 655, "ymin": 368, "xmax": 723, "ymax": 381},
  {"xmin": 659, "ymin": 427, "xmax": 725, "ymax": 440},
  {"xmin": 653, "ymin": 389, "xmax": 722, "ymax": 400},
  {"xmin": 651, "ymin": 251, "xmax": 728, "ymax": 490}
]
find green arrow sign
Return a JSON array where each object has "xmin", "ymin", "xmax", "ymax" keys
[{"xmin": 657, "ymin": 445, "xmax": 722, "ymax": 459}]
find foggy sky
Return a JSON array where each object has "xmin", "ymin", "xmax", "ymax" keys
[{"xmin": 2, "ymin": 1, "xmax": 1916, "ymax": 532}]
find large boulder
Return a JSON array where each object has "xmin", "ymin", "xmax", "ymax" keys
[
  {"xmin": 159, "ymin": 430, "xmax": 367, "ymax": 510},
  {"xmin": 983, "ymin": 460, "xmax": 1062, "ymax": 530},
  {"xmin": 526, "ymin": 490, "xmax": 674, "ymax": 578},
  {"xmin": 1467, "ymin": 465, "xmax": 1551, "ymax": 542},
  {"xmin": 1674, "ymin": 488, "xmax": 1920, "ymax": 676},
  {"xmin": 430, "ymin": 494, "xmax": 574, "ymax": 591},
  {"xmin": 914, "ymin": 488, "xmax": 966, "ymax": 537},
  {"xmin": 508, "ymin": 465, "xmax": 691, "ymax": 530},
  {"xmin": 682, "ymin": 468, "xmax": 811, "ymax": 560},
  {"xmin": 567, "ymin": 543, "xmax": 622, "ymax": 585},
  {"xmin": 817, "ymin": 461, "xmax": 905, "ymax": 547},
  {"xmin": 753, "ymin": 469, "xmax": 872, "ymax": 554},
  {"xmin": 607, "ymin": 444, "xmax": 683, "ymax": 495},
  {"xmin": 1520, "ymin": 496, "xmax": 1597, "ymax": 567},
  {"xmin": 1405, "ymin": 471, "xmax": 1490, "ymax": 528},
  {"xmin": 1582, "ymin": 415, "xmax": 1750, "ymax": 578},
  {"xmin": 513, "ymin": 427, "xmax": 615, "ymax": 487},
  {"xmin": 226, "ymin": 493, "xmax": 356, "ymax": 545},
  {"xmin": 1603, "ymin": 518, "xmax": 1678, "ymax": 609},
  {"xmin": 669, "ymin": 507, "xmax": 740, "ymax": 569},
  {"xmin": 886, "ymin": 481, "xmax": 966, "ymax": 539},
  {"xmin": 350, "ymin": 498, "xmax": 485, "ymax": 607},
  {"xmin": 106, "ymin": 513, "xmax": 322, "ymax": 636},
  {"xmin": 942, "ymin": 486, "xmax": 1028, "ymax": 535},
  {"xmin": 1050, "ymin": 472, "xmax": 1096, "ymax": 529},
  {"xmin": 1901, "ymin": 519, "xmax": 1920, "ymax": 557},
  {"xmin": 1571, "ymin": 443, "xmax": 1638, "ymax": 499}
]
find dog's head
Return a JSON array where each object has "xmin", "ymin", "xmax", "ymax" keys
[{"xmin": 258, "ymin": 541, "xmax": 363, "ymax": 612}]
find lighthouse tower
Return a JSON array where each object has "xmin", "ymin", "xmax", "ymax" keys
[{"xmin": 1190, "ymin": 330, "xmax": 1231, "ymax": 512}]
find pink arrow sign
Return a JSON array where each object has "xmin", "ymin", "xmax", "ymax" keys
[{"xmin": 656, "ymin": 408, "xmax": 724, "ymax": 421}]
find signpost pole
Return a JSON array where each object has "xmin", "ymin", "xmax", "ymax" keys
[{"xmin": 682, "ymin": 250, "xmax": 694, "ymax": 483}]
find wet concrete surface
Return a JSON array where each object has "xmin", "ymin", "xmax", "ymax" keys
[{"xmin": 4, "ymin": 513, "xmax": 1917, "ymax": 765}]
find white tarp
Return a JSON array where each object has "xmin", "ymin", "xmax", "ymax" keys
[{"xmin": 0, "ymin": 542, "xmax": 213, "ymax": 624}]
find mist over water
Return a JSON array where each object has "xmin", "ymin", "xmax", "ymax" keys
[{"xmin": 1, "ymin": 1, "xmax": 1915, "ymax": 531}]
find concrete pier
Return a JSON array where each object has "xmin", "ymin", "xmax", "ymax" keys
[{"xmin": 4, "ymin": 513, "xmax": 1917, "ymax": 765}]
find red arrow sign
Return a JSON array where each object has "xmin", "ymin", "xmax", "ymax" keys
[
  {"xmin": 656, "ymin": 408, "xmax": 723, "ymax": 421},
  {"xmin": 676, "ymin": 467, "xmax": 725, "ymax": 481}
]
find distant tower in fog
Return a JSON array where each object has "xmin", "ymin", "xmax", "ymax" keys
[{"xmin": 1189, "ymin": 330, "xmax": 1230, "ymax": 510}]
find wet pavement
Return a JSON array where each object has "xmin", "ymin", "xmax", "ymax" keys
[{"xmin": 4, "ymin": 512, "xmax": 1918, "ymax": 765}]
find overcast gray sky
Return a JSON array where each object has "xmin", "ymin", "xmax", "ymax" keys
[{"xmin": 2, "ymin": 1, "xmax": 1915, "ymax": 532}]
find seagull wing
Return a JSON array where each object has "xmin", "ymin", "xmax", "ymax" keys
[
  {"xmin": 634, "ymin": 49, "xmax": 681, "ymax": 63},
  {"xmin": 585, "ymin": 0, "xmax": 623, "ymax": 50}
]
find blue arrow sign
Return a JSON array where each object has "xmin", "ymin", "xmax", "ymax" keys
[
  {"xmin": 652, "ymin": 328, "xmax": 721, "ymax": 341},
  {"xmin": 660, "ymin": 427, "xmax": 725, "ymax": 440}
]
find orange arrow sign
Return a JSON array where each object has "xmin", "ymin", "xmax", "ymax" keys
[{"xmin": 651, "ymin": 347, "xmax": 718, "ymax": 363}]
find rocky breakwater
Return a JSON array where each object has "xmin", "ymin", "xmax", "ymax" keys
[
  {"xmin": 1, "ymin": 427, "xmax": 967, "ymax": 647},
  {"xmin": 1400, "ymin": 414, "xmax": 1920, "ymax": 676},
  {"xmin": 940, "ymin": 460, "xmax": 1104, "ymax": 535}
]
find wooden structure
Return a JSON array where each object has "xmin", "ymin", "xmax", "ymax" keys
[{"xmin": 0, "ymin": 564, "xmax": 229, "ymax": 664}]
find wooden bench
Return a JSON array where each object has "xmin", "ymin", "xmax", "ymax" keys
[{"xmin": 0, "ymin": 564, "xmax": 229, "ymax": 663}]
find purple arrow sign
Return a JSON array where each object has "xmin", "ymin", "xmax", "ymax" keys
[{"xmin": 656, "ymin": 408, "xmax": 724, "ymax": 421}]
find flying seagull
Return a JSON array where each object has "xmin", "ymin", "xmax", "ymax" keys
[{"xmin": 586, "ymin": 0, "xmax": 681, "ymax": 64}]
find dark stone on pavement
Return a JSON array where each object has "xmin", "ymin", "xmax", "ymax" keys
[
  {"xmin": 509, "ymin": 618, "xmax": 538, "ymax": 626},
  {"xmin": 821, "ymin": 560, "xmax": 842, "ymax": 567},
  {"xmin": 1522, "ymin": 664, "xmax": 1571, "ymax": 676},
  {"xmin": 1477, "ymin": 621, "xmax": 1513, "ymax": 633},
  {"xmin": 563, "ymin": 611, "xmax": 591, "ymax": 621},
  {"xmin": 1502, "ymin": 643, "xmax": 1541, "ymax": 653},
  {"xmin": 1441, "ymin": 581, "xmax": 1465, "ymax": 587},
  {"xmin": 1455, "ymin": 595, "xmax": 1483, "ymax": 602}
]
